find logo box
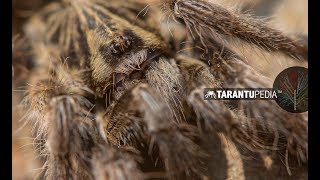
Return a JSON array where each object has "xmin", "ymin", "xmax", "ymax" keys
[{"xmin": 203, "ymin": 88, "xmax": 278, "ymax": 100}]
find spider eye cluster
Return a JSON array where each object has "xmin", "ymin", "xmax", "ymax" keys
[{"xmin": 109, "ymin": 35, "xmax": 132, "ymax": 55}]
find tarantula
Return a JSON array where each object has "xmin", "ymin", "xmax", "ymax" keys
[{"xmin": 13, "ymin": 0, "xmax": 308, "ymax": 179}]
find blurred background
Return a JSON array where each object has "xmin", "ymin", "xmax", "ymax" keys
[{"xmin": 12, "ymin": 0, "xmax": 307, "ymax": 179}]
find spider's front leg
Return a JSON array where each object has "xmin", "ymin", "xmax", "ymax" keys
[
  {"xmin": 97, "ymin": 82, "xmax": 208, "ymax": 179},
  {"xmin": 23, "ymin": 68, "xmax": 96, "ymax": 179},
  {"xmin": 23, "ymin": 65, "xmax": 142, "ymax": 180},
  {"xmin": 164, "ymin": 0, "xmax": 308, "ymax": 60}
]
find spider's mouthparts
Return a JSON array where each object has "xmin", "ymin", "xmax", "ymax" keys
[
  {"xmin": 114, "ymin": 49, "xmax": 162, "ymax": 74},
  {"xmin": 113, "ymin": 49, "xmax": 162, "ymax": 85},
  {"xmin": 143, "ymin": 49, "xmax": 163, "ymax": 69}
]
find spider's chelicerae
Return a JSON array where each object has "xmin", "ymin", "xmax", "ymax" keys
[{"xmin": 13, "ymin": 0, "xmax": 308, "ymax": 179}]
